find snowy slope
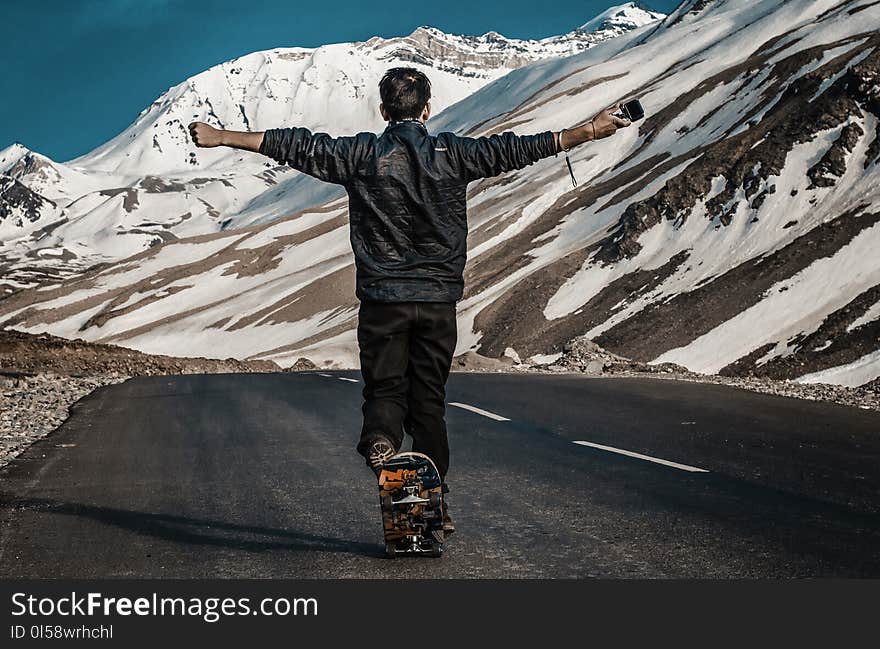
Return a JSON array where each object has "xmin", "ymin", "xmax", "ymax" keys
[{"xmin": 3, "ymin": 0, "xmax": 880, "ymax": 388}]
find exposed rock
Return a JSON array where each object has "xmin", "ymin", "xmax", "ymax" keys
[
  {"xmin": 0, "ymin": 329, "xmax": 282, "ymax": 376},
  {"xmin": 451, "ymin": 351, "xmax": 518, "ymax": 372},
  {"xmin": 140, "ymin": 175, "xmax": 186, "ymax": 193},
  {"xmin": 807, "ymin": 122, "xmax": 864, "ymax": 188},
  {"xmin": 557, "ymin": 334, "xmax": 688, "ymax": 375},
  {"xmin": 287, "ymin": 357, "xmax": 318, "ymax": 371},
  {"xmin": 0, "ymin": 176, "xmax": 58, "ymax": 227},
  {"xmin": 98, "ymin": 187, "xmax": 139, "ymax": 212},
  {"xmin": 541, "ymin": 334, "xmax": 879, "ymax": 412}
]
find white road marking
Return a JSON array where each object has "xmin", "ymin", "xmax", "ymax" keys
[
  {"xmin": 338, "ymin": 377, "xmax": 359, "ymax": 383},
  {"xmin": 448, "ymin": 402, "xmax": 510, "ymax": 422},
  {"xmin": 317, "ymin": 373, "xmax": 333, "ymax": 377},
  {"xmin": 573, "ymin": 440, "xmax": 709, "ymax": 473}
]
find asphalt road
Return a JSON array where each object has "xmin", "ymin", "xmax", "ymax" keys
[{"xmin": 1, "ymin": 371, "xmax": 879, "ymax": 578}]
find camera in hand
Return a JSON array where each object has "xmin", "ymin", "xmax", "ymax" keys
[{"xmin": 617, "ymin": 99, "xmax": 645, "ymax": 121}]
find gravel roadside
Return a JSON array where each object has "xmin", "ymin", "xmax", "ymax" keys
[
  {"xmin": 0, "ymin": 373, "xmax": 128, "ymax": 469},
  {"xmin": 0, "ymin": 330, "xmax": 313, "ymax": 471}
]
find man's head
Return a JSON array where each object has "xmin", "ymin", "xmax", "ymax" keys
[{"xmin": 379, "ymin": 67, "xmax": 432, "ymax": 123}]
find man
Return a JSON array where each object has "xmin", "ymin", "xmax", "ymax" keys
[{"xmin": 189, "ymin": 67, "xmax": 630, "ymax": 535}]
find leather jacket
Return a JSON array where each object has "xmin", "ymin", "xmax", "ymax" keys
[{"xmin": 259, "ymin": 119, "xmax": 558, "ymax": 302}]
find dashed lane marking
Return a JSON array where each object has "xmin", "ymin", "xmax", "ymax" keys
[
  {"xmin": 573, "ymin": 440, "xmax": 709, "ymax": 473},
  {"xmin": 448, "ymin": 402, "xmax": 510, "ymax": 422}
]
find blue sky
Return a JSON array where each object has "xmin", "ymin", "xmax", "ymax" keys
[{"xmin": 0, "ymin": 0, "xmax": 678, "ymax": 162}]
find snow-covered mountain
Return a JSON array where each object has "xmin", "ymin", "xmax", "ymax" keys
[
  {"xmin": 0, "ymin": 3, "xmax": 661, "ymax": 292},
  {"xmin": 69, "ymin": 22, "xmax": 656, "ymax": 177},
  {"xmin": 3, "ymin": 0, "xmax": 879, "ymax": 388}
]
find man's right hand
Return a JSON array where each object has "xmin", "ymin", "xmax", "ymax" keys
[
  {"xmin": 556, "ymin": 104, "xmax": 632, "ymax": 152},
  {"xmin": 589, "ymin": 104, "xmax": 631, "ymax": 139},
  {"xmin": 188, "ymin": 122, "xmax": 224, "ymax": 148}
]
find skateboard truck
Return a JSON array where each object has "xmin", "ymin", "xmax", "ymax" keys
[
  {"xmin": 395, "ymin": 493, "xmax": 430, "ymax": 504},
  {"xmin": 394, "ymin": 483, "xmax": 429, "ymax": 504}
]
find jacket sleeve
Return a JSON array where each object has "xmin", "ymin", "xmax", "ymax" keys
[
  {"xmin": 258, "ymin": 127, "xmax": 371, "ymax": 185},
  {"xmin": 452, "ymin": 131, "xmax": 558, "ymax": 182}
]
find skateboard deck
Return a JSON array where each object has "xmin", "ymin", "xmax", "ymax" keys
[{"xmin": 378, "ymin": 451, "xmax": 445, "ymax": 558}]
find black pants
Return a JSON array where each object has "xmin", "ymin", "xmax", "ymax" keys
[{"xmin": 355, "ymin": 299, "xmax": 457, "ymax": 478}]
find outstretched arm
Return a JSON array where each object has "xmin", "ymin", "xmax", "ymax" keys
[
  {"xmin": 188, "ymin": 122, "xmax": 370, "ymax": 185},
  {"xmin": 455, "ymin": 104, "xmax": 631, "ymax": 182},
  {"xmin": 188, "ymin": 122, "xmax": 263, "ymax": 152}
]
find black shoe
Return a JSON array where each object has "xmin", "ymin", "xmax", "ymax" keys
[{"xmin": 366, "ymin": 438, "xmax": 395, "ymax": 477}]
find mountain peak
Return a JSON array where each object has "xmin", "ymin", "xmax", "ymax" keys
[
  {"xmin": 578, "ymin": 1, "xmax": 666, "ymax": 33},
  {"xmin": 0, "ymin": 142, "xmax": 32, "ymax": 165},
  {"xmin": 408, "ymin": 25, "xmax": 448, "ymax": 37},
  {"xmin": 0, "ymin": 142, "xmax": 53, "ymax": 180}
]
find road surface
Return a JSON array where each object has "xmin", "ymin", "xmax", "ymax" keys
[{"xmin": 1, "ymin": 372, "xmax": 879, "ymax": 578}]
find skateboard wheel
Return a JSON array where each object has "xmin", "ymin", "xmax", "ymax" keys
[
  {"xmin": 428, "ymin": 543, "xmax": 443, "ymax": 558},
  {"xmin": 384, "ymin": 542, "xmax": 397, "ymax": 559},
  {"xmin": 380, "ymin": 495, "xmax": 393, "ymax": 509},
  {"xmin": 429, "ymin": 492, "xmax": 441, "ymax": 508}
]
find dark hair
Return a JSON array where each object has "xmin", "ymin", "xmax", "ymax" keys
[{"xmin": 379, "ymin": 67, "xmax": 432, "ymax": 121}]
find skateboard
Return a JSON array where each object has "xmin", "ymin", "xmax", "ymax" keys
[{"xmin": 378, "ymin": 452, "xmax": 445, "ymax": 558}]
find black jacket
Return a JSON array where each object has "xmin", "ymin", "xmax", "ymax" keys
[{"xmin": 259, "ymin": 119, "xmax": 558, "ymax": 302}]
